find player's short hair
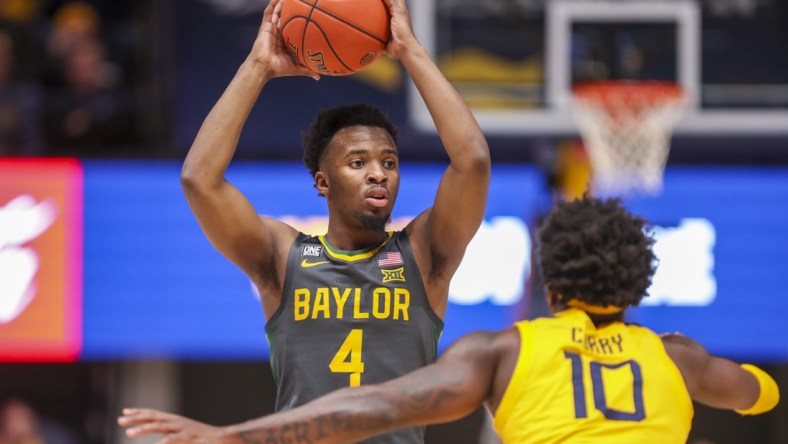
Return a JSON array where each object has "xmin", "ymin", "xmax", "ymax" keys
[
  {"xmin": 537, "ymin": 195, "xmax": 656, "ymax": 309},
  {"xmin": 302, "ymin": 104, "xmax": 399, "ymax": 178}
]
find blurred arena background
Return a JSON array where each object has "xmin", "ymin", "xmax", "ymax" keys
[{"xmin": 1, "ymin": 0, "xmax": 786, "ymax": 443}]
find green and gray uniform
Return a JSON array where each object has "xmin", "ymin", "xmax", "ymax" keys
[{"xmin": 266, "ymin": 231, "xmax": 443, "ymax": 444}]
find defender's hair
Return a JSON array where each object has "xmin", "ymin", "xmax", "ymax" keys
[
  {"xmin": 537, "ymin": 195, "xmax": 656, "ymax": 308},
  {"xmin": 302, "ymin": 104, "xmax": 399, "ymax": 178}
]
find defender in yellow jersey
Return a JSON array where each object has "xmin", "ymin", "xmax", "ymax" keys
[
  {"xmin": 494, "ymin": 309, "xmax": 693, "ymax": 443},
  {"xmin": 120, "ymin": 197, "xmax": 779, "ymax": 444}
]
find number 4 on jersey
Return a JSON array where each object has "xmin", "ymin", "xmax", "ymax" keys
[{"xmin": 330, "ymin": 329, "xmax": 365, "ymax": 386}]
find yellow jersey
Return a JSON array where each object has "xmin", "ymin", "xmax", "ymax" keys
[{"xmin": 494, "ymin": 308, "xmax": 693, "ymax": 443}]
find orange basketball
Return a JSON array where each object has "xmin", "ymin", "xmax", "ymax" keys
[{"xmin": 280, "ymin": 0, "xmax": 391, "ymax": 76}]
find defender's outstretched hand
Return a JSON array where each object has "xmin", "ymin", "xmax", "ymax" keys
[
  {"xmin": 118, "ymin": 408, "xmax": 228, "ymax": 444},
  {"xmin": 250, "ymin": 0, "xmax": 318, "ymax": 79}
]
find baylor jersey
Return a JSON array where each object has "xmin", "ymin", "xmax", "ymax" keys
[
  {"xmin": 266, "ymin": 231, "xmax": 443, "ymax": 444},
  {"xmin": 494, "ymin": 309, "xmax": 693, "ymax": 444}
]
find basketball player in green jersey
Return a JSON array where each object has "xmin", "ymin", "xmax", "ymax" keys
[
  {"xmin": 120, "ymin": 196, "xmax": 779, "ymax": 443},
  {"xmin": 173, "ymin": 0, "xmax": 488, "ymax": 442}
]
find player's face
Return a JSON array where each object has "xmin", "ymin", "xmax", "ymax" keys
[{"xmin": 318, "ymin": 125, "xmax": 400, "ymax": 231}]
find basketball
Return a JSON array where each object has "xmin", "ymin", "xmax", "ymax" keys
[{"xmin": 279, "ymin": 0, "xmax": 391, "ymax": 76}]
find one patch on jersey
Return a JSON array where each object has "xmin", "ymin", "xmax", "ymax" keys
[
  {"xmin": 301, "ymin": 245, "xmax": 323, "ymax": 257},
  {"xmin": 381, "ymin": 267, "xmax": 406, "ymax": 283},
  {"xmin": 377, "ymin": 251, "xmax": 403, "ymax": 267}
]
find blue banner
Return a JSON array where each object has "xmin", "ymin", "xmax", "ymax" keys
[
  {"xmin": 79, "ymin": 162, "xmax": 788, "ymax": 362},
  {"xmin": 81, "ymin": 161, "xmax": 546, "ymax": 359}
]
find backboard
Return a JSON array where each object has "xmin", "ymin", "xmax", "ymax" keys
[{"xmin": 410, "ymin": 0, "xmax": 788, "ymax": 136}]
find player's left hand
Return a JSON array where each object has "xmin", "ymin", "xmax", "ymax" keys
[
  {"xmin": 118, "ymin": 408, "xmax": 228, "ymax": 443},
  {"xmin": 382, "ymin": 0, "xmax": 420, "ymax": 60}
]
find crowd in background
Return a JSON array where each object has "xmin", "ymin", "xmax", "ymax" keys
[
  {"xmin": 0, "ymin": 398, "xmax": 83, "ymax": 444},
  {"xmin": 0, "ymin": 0, "xmax": 140, "ymax": 157}
]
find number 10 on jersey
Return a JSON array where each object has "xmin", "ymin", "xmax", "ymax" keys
[
  {"xmin": 564, "ymin": 351, "xmax": 646, "ymax": 421},
  {"xmin": 330, "ymin": 329, "xmax": 365, "ymax": 386}
]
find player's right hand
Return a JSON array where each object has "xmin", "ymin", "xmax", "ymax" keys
[{"xmin": 249, "ymin": 0, "xmax": 319, "ymax": 80}]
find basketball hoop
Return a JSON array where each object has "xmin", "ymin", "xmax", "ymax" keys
[{"xmin": 572, "ymin": 81, "xmax": 687, "ymax": 197}]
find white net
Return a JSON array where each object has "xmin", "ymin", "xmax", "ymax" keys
[{"xmin": 572, "ymin": 82, "xmax": 687, "ymax": 197}]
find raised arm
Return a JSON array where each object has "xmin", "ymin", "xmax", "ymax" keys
[
  {"xmin": 385, "ymin": 0, "xmax": 491, "ymax": 308},
  {"xmin": 180, "ymin": 0, "xmax": 314, "ymax": 311},
  {"xmin": 662, "ymin": 334, "xmax": 780, "ymax": 415},
  {"xmin": 119, "ymin": 330, "xmax": 508, "ymax": 444}
]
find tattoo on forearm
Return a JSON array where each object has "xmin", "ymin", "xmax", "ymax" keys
[
  {"xmin": 411, "ymin": 387, "xmax": 463, "ymax": 409},
  {"xmin": 313, "ymin": 415, "xmax": 328, "ymax": 439},
  {"xmin": 236, "ymin": 373, "xmax": 466, "ymax": 444},
  {"xmin": 237, "ymin": 409, "xmax": 397, "ymax": 444},
  {"xmin": 238, "ymin": 423, "xmax": 312, "ymax": 444},
  {"xmin": 401, "ymin": 368, "xmax": 465, "ymax": 413}
]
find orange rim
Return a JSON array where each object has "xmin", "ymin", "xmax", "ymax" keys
[{"xmin": 573, "ymin": 81, "xmax": 684, "ymax": 104}]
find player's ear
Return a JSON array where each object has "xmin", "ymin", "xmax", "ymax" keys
[
  {"xmin": 315, "ymin": 171, "xmax": 329, "ymax": 196},
  {"xmin": 544, "ymin": 287, "xmax": 560, "ymax": 309}
]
